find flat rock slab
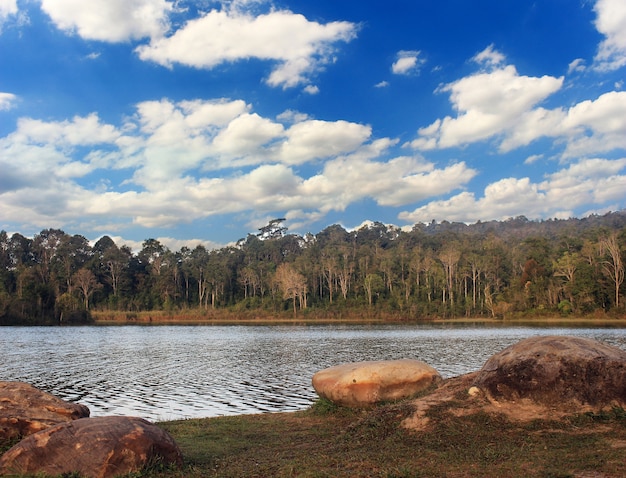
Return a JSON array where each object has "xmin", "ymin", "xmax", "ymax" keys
[
  {"xmin": 0, "ymin": 416, "xmax": 183, "ymax": 478},
  {"xmin": 0, "ymin": 381, "xmax": 90, "ymax": 441},
  {"xmin": 472, "ymin": 335, "xmax": 626, "ymax": 410},
  {"xmin": 312, "ymin": 359, "xmax": 441, "ymax": 408}
]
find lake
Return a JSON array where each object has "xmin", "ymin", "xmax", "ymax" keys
[{"xmin": 2, "ymin": 324, "xmax": 626, "ymax": 422}]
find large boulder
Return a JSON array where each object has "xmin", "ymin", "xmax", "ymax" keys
[
  {"xmin": 312, "ymin": 359, "xmax": 441, "ymax": 408},
  {"xmin": 0, "ymin": 381, "xmax": 90, "ymax": 442},
  {"xmin": 472, "ymin": 335, "xmax": 626, "ymax": 410},
  {"xmin": 0, "ymin": 416, "xmax": 183, "ymax": 478}
]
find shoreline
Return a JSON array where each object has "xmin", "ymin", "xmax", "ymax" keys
[{"xmin": 90, "ymin": 309, "xmax": 626, "ymax": 327}]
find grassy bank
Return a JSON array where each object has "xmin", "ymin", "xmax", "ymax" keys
[
  {"xmin": 153, "ymin": 395, "xmax": 626, "ymax": 478},
  {"xmin": 90, "ymin": 308, "xmax": 626, "ymax": 326}
]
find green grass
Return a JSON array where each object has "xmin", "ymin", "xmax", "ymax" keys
[
  {"xmin": 148, "ymin": 400, "xmax": 626, "ymax": 478},
  {"xmin": 4, "ymin": 398, "xmax": 626, "ymax": 477}
]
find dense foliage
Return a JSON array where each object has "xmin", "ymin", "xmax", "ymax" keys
[{"xmin": 1, "ymin": 212, "xmax": 626, "ymax": 324}]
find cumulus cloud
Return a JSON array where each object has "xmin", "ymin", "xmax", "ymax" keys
[
  {"xmin": 278, "ymin": 120, "xmax": 372, "ymax": 165},
  {"xmin": 593, "ymin": 0, "xmax": 626, "ymax": 71},
  {"xmin": 303, "ymin": 155, "xmax": 476, "ymax": 211},
  {"xmin": 0, "ymin": 92, "xmax": 16, "ymax": 110},
  {"xmin": 136, "ymin": 9, "xmax": 357, "ymax": 89},
  {"xmin": 123, "ymin": 98, "xmax": 375, "ymax": 186},
  {"xmin": 500, "ymin": 91, "xmax": 626, "ymax": 156},
  {"xmin": 212, "ymin": 113, "xmax": 284, "ymax": 157},
  {"xmin": 40, "ymin": 0, "xmax": 173, "ymax": 42},
  {"xmin": 406, "ymin": 44, "xmax": 626, "ymax": 158},
  {"xmin": 14, "ymin": 113, "xmax": 121, "ymax": 146},
  {"xmin": 0, "ymin": 95, "xmax": 478, "ymax": 235},
  {"xmin": 36, "ymin": 2, "xmax": 357, "ymax": 89},
  {"xmin": 391, "ymin": 50, "xmax": 424, "ymax": 75},
  {"xmin": 399, "ymin": 158, "xmax": 626, "ymax": 224},
  {"xmin": 409, "ymin": 53, "xmax": 563, "ymax": 150}
]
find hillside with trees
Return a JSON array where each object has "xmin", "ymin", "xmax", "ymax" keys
[{"xmin": 1, "ymin": 212, "xmax": 626, "ymax": 325}]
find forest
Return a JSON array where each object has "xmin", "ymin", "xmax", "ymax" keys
[{"xmin": 1, "ymin": 212, "xmax": 626, "ymax": 325}]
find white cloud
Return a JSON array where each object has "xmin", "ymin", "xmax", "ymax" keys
[
  {"xmin": 125, "ymin": 98, "xmax": 375, "ymax": 185},
  {"xmin": 4, "ymin": 91, "xmax": 622, "ymax": 238},
  {"xmin": 0, "ymin": 92, "xmax": 16, "ymax": 110},
  {"xmin": 560, "ymin": 91, "xmax": 626, "ymax": 157},
  {"xmin": 0, "ymin": 114, "xmax": 126, "ymax": 204},
  {"xmin": 406, "ymin": 45, "xmax": 626, "ymax": 158},
  {"xmin": 0, "ymin": 96, "xmax": 478, "ymax": 234},
  {"xmin": 375, "ymin": 80, "xmax": 389, "ymax": 88},
  {"xmin": 276, "ymin": 109, "xmax": 310, "ymax": 124},
  {"xmin": 0, "ymin": 0, "xmax": 17, "ymax": 20},
  {"xmin": 315, "ymin": 157, "xmax": 476, "ymax": 209},
  {"xmin": 14, "ymin": 113, "xmax": 121, "ymax": 146},
  {"xmin": 136, "ymin": 9, "xmax": 357, "ymax": 89},
  {"xmin": 593, "ymin": 0, "xmax": 626, "ymax": 71},
  {"xmin": 524, "ymin": 154, "xmax": 543, "ymax": 165},
  {"xmin": 567, "ymin": 58, "xmax": 586, "ymax": 74},
  {"xmin": 303, "ymin": 85, "xmax": 320, "ymax": 95},
  {"xmin": 39, "ymin": 0, "xmax": 173, "ymax": 42},
  {"xmin": 398, "ymin": 157, "xmax": 626, "ymax": 224},
  {"xmin": 212, "ymin": 113, "xmax": 284, "ymax": 156},
  {"xmin": 472, "ymin": 44, "xmax": 505, "ymax": 67},
  {"xmin": 501, "ymin": 90, "xmax": 626, "ymax": 156},
  {"xmin": 392, "ymin": 50, "xmax": 423, "ymax": 75},
  {"xmin": 106, "ymin": 235, "xmax": 222, "ymax": 253},
  {"xmin": 410, "ymin": 60, "xmax": 563, "ymax": 150},
  {"xmin": 278, "ymin": 119, "xmax": 372, "ymax": 165},
  {"xmin": 399, "ymin": 178, "xmax": 547, "ymax": 224}
]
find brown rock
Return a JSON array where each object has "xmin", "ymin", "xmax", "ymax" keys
[
  {"xmin": 0, "ymin": 416, "xmax": 183, "ymax": 478},
  {"xmin": 312, "ymin": 359, "xmax": 441, "ymax": 408},
  {"xmin": 472, "ymin": 335, "xmax": 626, "ymax": 410},
  {"xmin": 0, "ymin": 381, "xmax": 90, "ymax": 442}
]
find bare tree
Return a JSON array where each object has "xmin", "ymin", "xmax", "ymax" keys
[
  {"xmin": 337, "ymin": 247, "xmax": 354, "ymax": 300},
  {"xmin": 438, "ymin": 245, "xmax": 461, "ymax": 308},
  {"xmin": 239, "ymin": 266, "xmax": 260, "ymax": 299},
  {"xmin": 320, "ymin": 250, "xmax": 337, "ymax": 304},
  {"xmin": 599, "ymin": 233, "xmax": 624, "ymax": 308},
  {"xmin": 274, "ymin": 263, "xmax": 307, "ymax": 317},
  {"xmin": 73, "ymin": 268, "xmax": 101, "ymax": 310},
  {"xmin": 364, "ymin": 273, "xmax": 384, "ymax": 306}
]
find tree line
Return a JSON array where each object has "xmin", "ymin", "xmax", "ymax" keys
[{"xmin": 1, "ymin": 212, "xmax": 625, "ymax": 325}]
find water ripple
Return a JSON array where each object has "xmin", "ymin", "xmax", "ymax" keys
[{"xmin": 1, "ymin": 324, "xmax": 626, "ymax": 421}]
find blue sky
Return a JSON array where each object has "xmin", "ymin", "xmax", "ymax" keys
[{"xmin": 1, "ymin": 0, "xmax": 625, "ymax": 251}]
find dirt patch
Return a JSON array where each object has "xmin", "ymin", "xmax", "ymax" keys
[{"xmin": 402, "ymin": 371, "xmax": 598, "ymax": 431}]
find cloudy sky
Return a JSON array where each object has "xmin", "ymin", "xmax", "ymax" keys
[{"xmin": 1, "ymin": 0, "xmax": 625, "ymax": 250}]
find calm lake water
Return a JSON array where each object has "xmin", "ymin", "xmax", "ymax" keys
[{"xmin": 2, "ymin": 324, "xmax": 626, "ymax": 422}]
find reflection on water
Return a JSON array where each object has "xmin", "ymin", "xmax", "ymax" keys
[{"xmin": 2, "ymin": 324, "xmax": 626, "ymax": 421}]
